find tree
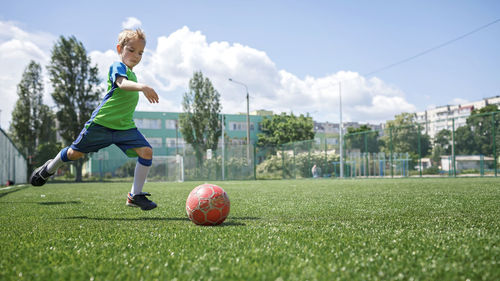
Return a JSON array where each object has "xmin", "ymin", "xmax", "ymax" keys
[
  {"xmin": 179, "ymin": 71, "xmax": 222, "ymax": 165},
  {"xmin": 431, "ymin": 129, "xmax": 452, "ymax": 166},
  {"xmin": 454, "ymin": 104, "xmax": 499, "ymax": 156},
  {"xmin": 9, "ymin": 61, "xmax": 56, "ymax": 172},
  {"xmin": 434, "ymin": 129, "xmax": 452, "ymax": 154},
  {"xmin": 468, "ymin": 105, "xmax": 499, "ymax": 155},
  {"xmin": 381, "ymin": 113, "xmax": 431, "ymax": 169},
  {"xmin": 257, "ymin": 112, "xmax": 314, "ymax": 147},
  {"xmin": 345, "ymin": 125, "xmax": 379, "ymax": 153},
  {"xmin": 47, "ymin": 36, "xmax": 101, "ymax": 182},
  {"xmin": 454, "ymin": 125, "xmax": 475, "ymax": 155}
]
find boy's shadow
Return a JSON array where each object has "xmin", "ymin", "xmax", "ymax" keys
[
  {"xmin": 62, "ymin": 216, "xmax": 188, "ymax": 222},
  {"xmin": 0, "ymin": 185, "xmax": 31, "ymax": 199},
  {"xmin": 0, "ymin": 185, "xmax": 77, "ymax": 205}
]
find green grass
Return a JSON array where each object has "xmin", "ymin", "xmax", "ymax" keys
[{"xmin": 1, "ymin": 178, "xmax": 499, "ymax": 280}]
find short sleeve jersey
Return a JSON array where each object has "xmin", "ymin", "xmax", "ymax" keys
[{"xmin": 89, "ymin": 62, "xmax": 139, "ymax": 130}]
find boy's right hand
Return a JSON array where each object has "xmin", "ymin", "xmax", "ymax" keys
[
  {"xmin": 116, "ymin": 77, "xmax": 159, "ymax": 104},
  {"xmin": 142, "ymin": 85, "xmax": 159, "ymax": 103}
]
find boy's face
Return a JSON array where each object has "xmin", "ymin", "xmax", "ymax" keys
[{"xmin": 117, "ymin": 38, "xmax": 145, "ymax": 69}]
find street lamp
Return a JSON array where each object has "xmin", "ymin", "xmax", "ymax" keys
[{"xmin": 228, "ymin": 78, "xmax": 251, "ymax": 162}]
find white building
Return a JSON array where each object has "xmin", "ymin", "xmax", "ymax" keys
[
  {"xmin": 415, "ymin": 96, "xmax": 500, "ymax": 138},
  {"xmin": 313, "ymin": 121, "xmax": 385, "ymax": 145},
  {"xmin": 440, "ymin": 155, "xmax": 494, "ymax": 172}
]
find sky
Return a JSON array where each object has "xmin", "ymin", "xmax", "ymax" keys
[{"xmin": 1, "ymin": 0, "xmax": 499, "ymax": 130}]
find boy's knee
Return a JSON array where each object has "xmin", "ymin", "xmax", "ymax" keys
[
  {"xmin": 67, "ymin": 148, "xmax": 84, "ymax": 161},
  {"xmin": 137, "ymin": 147, "xmax": 153, "ymax": 167},
  {"xmin": 137, "ymin": 147, "xmax": 153, "ymax": 159}
]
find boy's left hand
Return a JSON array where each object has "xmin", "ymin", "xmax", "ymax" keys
[{"xmin": 142, "ymin": 85, "xmax": 159, "ymax": 103}]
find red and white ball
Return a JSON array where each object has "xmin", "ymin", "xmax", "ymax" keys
[{"xmin": 186, "ymin": 184, "xmax": 230, "ymax": 226}]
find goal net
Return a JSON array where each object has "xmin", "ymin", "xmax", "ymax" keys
[{"xmin": 149, "ymin": 155, "xmax": 184, "ymax": 182}]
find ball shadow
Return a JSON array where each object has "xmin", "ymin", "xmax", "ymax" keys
[{"xmin": 215, "ymin": 216, "xmax": 262, "ymax": 227}]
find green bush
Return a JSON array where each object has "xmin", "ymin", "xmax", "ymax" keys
[
  {"xmin": 421, "ymin": 166, "xmax": 440, "ymax": 175},
  {"xmin": 115, "ymin": 160, "xmax": 135, "ymax": 177},
  {"xmin": 256, "ymin": 150, "xmax": 339, "ymax": 179},
  {"xmin": 460, "ymin": 169, "xmax": 480, "ymax": 174}
]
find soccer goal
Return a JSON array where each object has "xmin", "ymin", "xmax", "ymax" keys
[{"xmin": 150, "ymin": 155, "xmax": 184, "ymax": 182}]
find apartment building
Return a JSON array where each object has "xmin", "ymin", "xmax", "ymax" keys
[{"xmin": 415, "ymin": 96, "xmax": 500, "ymax": 138}]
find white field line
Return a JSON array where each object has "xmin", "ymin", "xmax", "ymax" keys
[{"xmin": 0, "ymin": 184, "xmax": 26, "ymax": 191}]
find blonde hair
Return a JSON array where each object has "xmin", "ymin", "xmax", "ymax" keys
[{"xmin": 118, "ymin": 28, "xmax": 146, "ymax": 48}]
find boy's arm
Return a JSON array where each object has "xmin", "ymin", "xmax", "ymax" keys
[{"xmin": 116, "ymin": 77, "xmax": 159, "ymax": 103}]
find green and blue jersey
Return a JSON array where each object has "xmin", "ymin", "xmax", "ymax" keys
[{"xmin": 88, "ymin": 62, "xmax": 139, "ymax": 130}]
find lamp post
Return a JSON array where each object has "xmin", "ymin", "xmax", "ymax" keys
[
  {"xmin": 228, "ymin": 78, "xmax": 251, "ymax": 162},
  {"xmin": 339, "ymin": 82, "xmax": 344, "ymax": 179}
]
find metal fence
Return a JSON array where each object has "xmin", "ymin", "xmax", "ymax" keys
[
  {"xmin": 0, "ymin": 128, "xmax": 27, "ymax": 185},
  {"xmin": 54, "ymin": 110, "xmax": 500, "ymax": 181},
  {"xmin": 343, "ymin": 111, "xmax": 499, "ymax": 178},
  {"xmin": 80, "ymin": 139, "xmax": 332, "ymax": 181}
]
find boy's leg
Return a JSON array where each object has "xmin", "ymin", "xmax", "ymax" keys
[
  {"xmin": 126, "ymin": 146, "xmax": 157, "ymax": 210},
  {"xmin": 30, "ymin": 122, "xmax": 111, "ymax": 187},
  {"xmin": 114, "ymin": 128, "xmax": 157, "ymax": 210},
  {"xmin": 131, "ymin": 155, "xmax": 152, "ymax": 195},
  {"xmin": 30, "ymin": 147, "xmax": 83, "ymax": 186}
]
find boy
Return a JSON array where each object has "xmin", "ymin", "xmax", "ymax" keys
[{"xmin": 30, "ymin": 29, "xmax": 159, "ymax": 210}]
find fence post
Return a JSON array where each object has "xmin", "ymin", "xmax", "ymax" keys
[
  {"xmin": 480, "ymin": 154, "xmax": 484, "ymax": 177},
  {"xmin": 452, "ymin": 118, "xmax": 456, "ymax": 177},
  {"xmin": 418, "ymin": 124, "xmax": 422, "ymax": 177},
  {"xmin": 253, "ymin": 144, "xmax": 257, "ymax": 180},
  {"xmin": 324, "ymin": 140, "xmax": 328, "ymax": 177},
  {"xmin": 390, "ymin": 127, "xmax": 394, "ymax": 178},
  {"xmin": 308, "ymin": 142, "xmax": 311, "ymax": 178},
  {"xmin": 364, "ymin": 133, "xmax": 368, "ymax": 177},
  {"xmin": 293, "ymin": 142, "xmax": 296, "ymax": 179},
  {"xmin": 492, "ymin": 113, "xmax": 497, "ymax": 177},
  {"xmin": 281, "ymin": 145, "xmax": 285, "ymax": 179}
]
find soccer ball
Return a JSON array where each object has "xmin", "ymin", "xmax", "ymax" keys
[{"xmin": 185, "ymin": 184, "xmax": 230, "ymax": 226}]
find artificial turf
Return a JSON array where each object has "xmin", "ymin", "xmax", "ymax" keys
[{"xmin": 0, "ymin": 178, "xmax": 499, "ymax": 280}]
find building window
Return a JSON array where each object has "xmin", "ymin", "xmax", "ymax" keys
[
  {"xmin": 231, "ymin": 139, "xmax": 246, "ymax": 145},
  {"xmin": 135, "ymin": 118, "xmax": 162, "ymax": 129},
  {"xmin": 164, "ymin": 138, "xmax": 178, "ymax": 147},
  {"xmin": 228, "ymin": 122, "xmax": 255, "ymax": 131},
  {"xmin": 146, "ymin": 137, "xmax": 163, "ymax": 148},
  {"xmin": 165, "ymin": 119, "xmax": 177, "ymax": 129},
  {"xmin": 165, "ymin": 138, "xmax": 185, "ymax": 148}
]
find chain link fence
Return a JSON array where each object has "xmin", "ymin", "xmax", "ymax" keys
[
  {"xmin": 0, "ymin": 128, "xmax": 27, "ymax": 185},
  {"xmin": 343, "ymin": 111, "xmax": 499, "ymax": 178},
  {"xmin": 30, "ymin": 110, "xmax": 500, "ymax": 182}
]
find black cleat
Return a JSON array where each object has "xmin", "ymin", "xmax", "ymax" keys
[
  {"xmin": 30, "ymin": 160, "xmax": 54, "ymax": 186},
  {"xmin": 126, "ymin": 192, "xmax": 157, "ymax": 210}
]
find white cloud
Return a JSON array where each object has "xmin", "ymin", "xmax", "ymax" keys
[
  {"xmin": 0, "ymin": 21, "xmax": 55, "ymax": 129},
  {"xmin": 1, "ymin": 22, "xmax": 417, "ymax": 130},
  {"xmin": 105, "ymin": 26, "xmax": 414, "ymax": 124},
  {"xmin": 89, "ymin": 49, "xmax": 118, "ymax": 85},
  {"xmin": 121, "ymin": 17, "xmax": 142, "ymax": 29}
]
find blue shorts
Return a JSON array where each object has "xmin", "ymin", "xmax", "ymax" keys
[{"xmin": 70, "ymin": 123, "xmax": 151, "ymax": 157}]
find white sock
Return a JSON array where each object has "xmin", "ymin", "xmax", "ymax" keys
[
  {"xmin": 47, "ymin": 152, "xmax": 65, "ymax": 174},
  {"xmin": 130, "ymin": 161, "xmax": 151, "ymax": 195}
]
